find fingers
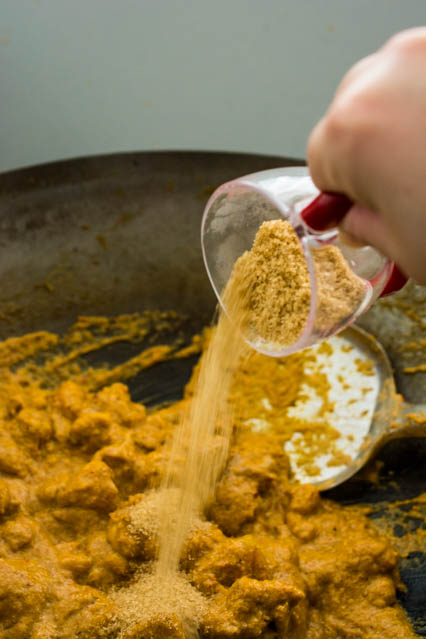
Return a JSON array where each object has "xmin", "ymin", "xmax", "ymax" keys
[
  {"xmin": 307, "ymin": 27, "xmax": 426, "ymax": 204},
  {"xmin": 307, "ymin": 53, "xmax": 389, "ymax": 212},
  {"xmin": 306, "ymin": 27, "xmax": 426, "ymax": 284},
  {"xmin": 339, "ymin": 205, "xmax": 426, "ymax": 285},
  {"xmin": 307, "ymin": 108, "xmax": 375, "ymax": 210},
  {"xmin": 385, "ymin": 26, "xmax": 426, "ymax": 53},
  {"xmin": 339, "ymin": 205, "xmax": 396, "ymax": 260},
  {"xmin": 339, "ymin": 204, "xmax": 419, "ymax": 284}
]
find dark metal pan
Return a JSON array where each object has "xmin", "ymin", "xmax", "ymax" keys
[{"xmin": 0, "ymin": 151, "xmax": 424, "ymax": 633}]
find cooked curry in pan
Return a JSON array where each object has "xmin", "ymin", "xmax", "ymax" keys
[{"xmin": 0, "ymin": 313, "xmax": 417, "ymax": 638}]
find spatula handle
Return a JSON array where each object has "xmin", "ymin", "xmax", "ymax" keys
[{"xmin": 386, "ymin": 403, "xmax": 426, "ymax": 441}]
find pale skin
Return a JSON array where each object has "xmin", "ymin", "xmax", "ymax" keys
[{"xmin": 307, "ymin": 27, "xmax": 426, "ymax": 284}]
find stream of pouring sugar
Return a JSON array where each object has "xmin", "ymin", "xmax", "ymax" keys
[{"xmin": 156, "ymin": 279, "xmax": 249, "ymax": 577}]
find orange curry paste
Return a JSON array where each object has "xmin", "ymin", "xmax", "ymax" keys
[{"xmin": 0, "ymin": 313, "xmax": 417, "ymax": 638}]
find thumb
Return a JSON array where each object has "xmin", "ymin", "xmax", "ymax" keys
[{"xmin": 339, "ymin": 204, "xmax": 398, "ymax": 263}]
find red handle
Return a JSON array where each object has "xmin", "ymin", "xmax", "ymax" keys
[
  {"xmin": 379, "ymin": 263, "xmax": 408, "ymax": 297},
  {"xmin": 301, "ymin": 192, "xmax": 352, "ymax": 230},
  {"xmin": 301, "ymin": 192, "xmax": 408, "ymax": 297}
]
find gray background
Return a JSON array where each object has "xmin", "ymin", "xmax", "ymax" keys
[{"xmin": 1, "ymin": 0, "xmax": 425, "ymax": 172}]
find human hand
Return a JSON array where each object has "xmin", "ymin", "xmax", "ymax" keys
[{"xmin": 307, "ymin": 28, "xmax": 426, "ymax": 284}]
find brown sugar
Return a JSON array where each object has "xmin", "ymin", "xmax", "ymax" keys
[
  {"xmin": 229, "ymin": 219, "xmax": 311, "ymax": 348},
  {"xmin": 155, "ymin": 274, "xmax": 250, "ymax": 579},
  {"xmin": 110, "ymin": 571, "xmax": 207, "ymax": 639},
  {"xmin": 313, "ymin": 243, "xmax": 366, "ymax": 334},
  {"xmin": 230, "ymin": 219, "xmax": 366, "ymax": 348}
]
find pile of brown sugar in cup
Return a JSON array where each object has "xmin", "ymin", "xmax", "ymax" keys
[{"xmin": 231, "ymin": 219, "xmax": 366, "ymax": 348}]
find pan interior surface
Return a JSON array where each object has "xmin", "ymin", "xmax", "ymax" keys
[{"xmin": 0, "ymin": 151, "xmax": 424, "ymax": 634}]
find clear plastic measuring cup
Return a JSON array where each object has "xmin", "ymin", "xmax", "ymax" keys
[{"xmin": 201, "ymin": 167, "xmax": 407, "ymax": 356}]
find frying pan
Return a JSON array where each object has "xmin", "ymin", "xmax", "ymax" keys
[{"xmin": 0, "ymin": 151, "xmax": 424, "ymax": 634}]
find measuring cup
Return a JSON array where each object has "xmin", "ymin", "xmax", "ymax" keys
[
  {"xmin": 306, "ymin": 325, "xmax": 426, "ymax": 490},
  {"xmin": 201, "ymin": 167, "xmax": 407, "ymax": 357}
]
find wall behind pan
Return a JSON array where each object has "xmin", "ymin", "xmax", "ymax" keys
[{"xmin": 0, "ymin": 0, "xmax": 424, "ymax": 172}]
